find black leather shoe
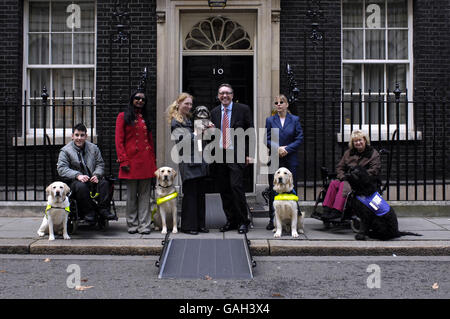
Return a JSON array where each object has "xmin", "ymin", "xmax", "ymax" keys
[
  {"xmin": 182, "ymin": 230, "xmax": 198, "ymax": 235},
  {"xmin": 100, "ymin": 209, "xmax": 116, "ymax": 220},
  {"xmin": 322, "ymin": 208, "xmax": 342, "ymax": 221},
  {"xmin": 220, "ymin": 222, "xmax": 237, "ymax": 232},
  {"xmin": 266, "ymin": 219, "xmax": 275, "ymax": 230},
  {"xmin": 238, "ymin": 224, "xmax": 248, "ymax": 234},
  {"xmin": 198, "ymin": 228, "xmax": 209, "ymax": 233},
  {"xmin": 310, "ymin": 211, "xmax": 323, "ymax": 220}
]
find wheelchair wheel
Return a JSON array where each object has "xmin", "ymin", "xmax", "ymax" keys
[
  {"xmin": 68, "ymin": 219, "xmax": 78, "ymax": 235},
  {"xmin": 350, "ymin": 217, "xmax": 361, "ymax": 233}
]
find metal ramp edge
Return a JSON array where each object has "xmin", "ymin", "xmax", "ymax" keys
[{"xmin": 155, "ymin": 232, "xmax": 256, "ymax": 280}]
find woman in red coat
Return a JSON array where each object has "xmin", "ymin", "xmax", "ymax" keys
[{"xmin": 115, "ymin": 90, "xmax": 157, "ymax": 234}]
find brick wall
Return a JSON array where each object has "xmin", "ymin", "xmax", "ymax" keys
[
  {"xmin": 96, "ymin": 0, "xmax": 157, "ymax": 177},
  {"xmin": 0, "ymin": 0, "xmax": 449, "ymax": 200},
  {"xmin": 280, "ymin": 0, "xmax": 342, "ymax": 182},
  {"xmin": 278, "ymin": 0, "xmax": 450, "ymax": 192}
]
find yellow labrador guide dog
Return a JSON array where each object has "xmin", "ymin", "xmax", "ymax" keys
[
  {"xmin": 153, "ymin": 167, "xmax": 178, "ymax": 234},
  {"xmin": 37, "ymin": 181, "xmax": 71, "ymax": 241},
  {"xmin": 272, "ymin": 167, "xmax": 305, "ymax": 238}
]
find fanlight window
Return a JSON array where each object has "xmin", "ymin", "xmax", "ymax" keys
[{"xmin": 185, "ymin": 16, "xmax": 252, "ymax": 50}]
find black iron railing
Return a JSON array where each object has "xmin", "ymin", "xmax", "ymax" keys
[{"xmin": 0, "ymin": 89, "xmax": 449, "ymax": 201}]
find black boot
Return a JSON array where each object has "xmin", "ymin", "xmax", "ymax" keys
[
  {"xmin": 100, "ymin": 209, "xmax": 115, "ymax": 220},
  {"xmin": 266, "ymin": 211, "xmax": 275, "ymax": 230}
]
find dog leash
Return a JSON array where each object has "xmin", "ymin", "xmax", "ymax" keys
[{"xmin": 44, "ymin": 205, "xmax": 71, "ymax": 219}]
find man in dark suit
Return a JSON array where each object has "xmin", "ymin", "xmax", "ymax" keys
[{"xmin": 210, "ymin": 83, "xmax": 253, "ymax": 234}]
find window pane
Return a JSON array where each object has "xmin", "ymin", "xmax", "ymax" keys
[
  {"xmin": 29, "ymin": 34, "xmax": 49, "ymax": 64},
  {"xmin": 78, "ymin": 1, "xmax": 95, "ymax": 32},
  {"xmin": 74, "ymin": 34, "xmax": 94, "ymax": 64},
  {"xmin": 343, "ymin": 30, "xmax": 363, "ymax": 59},
  {"xmin": 52, "ymin": 34, "xmax": 72, "ymax": 64},
  {"xmin": 53, "ymin": 99, "xmax": 71, "ymax": 128},
  {"xmin": 74, "ymin": 69, "xmax": 94, "ymax": 97},
  {"xmin": 30, "ymin": 69, "xmax": 50, "ymax": 96},
  {"xmin": 29, "ymin": 2, "xmax": 49, "ymax": 32},
  {"xmin": 53, "ymin": 69, "xmax": 73, "ymax": 97},
  {"xmin": 52, "ymin": 1, "xmax": 73, "ymax": 32},
  {"xmin": 364, "ymin": 64, "xmax": 384, "ymax": 92},
  {"xmin": 388, "ymin": 0, "xmax": 408, "ymax": 27},
  {"xmin": 343, "ymin": 95, "xmax": 362, "ymax": 125},
  {"xmin": 365, "ymin": 30, "xmax": 385, "ymax": 59},
  {"xmin": 388, "ymin": 100, "xmax": 406, "ymax": 124},
  {"xmin": 74, "ymin": 99, "xmax": 93, "ymax": 127},
  {"xmin": 388, "ymin": 30, "xmax": 408, "ymax": 59},
  {"xmin": 343, "ymin": 64, "xmax": 361, "ymax": 92},
  {"xmin": 342, "ymin": 0, "xmax": 363, "ymax": 27},
  {"xmin": 364, "ymin": 94, "xmax": 385, "ymax": 124},
  {"xmin": 365, "ymin": 0, "xmax": 385, "ymax": 28},
  {"xmin": 387, "ymin": 64, "xmax": 406, "ymax": 91}
]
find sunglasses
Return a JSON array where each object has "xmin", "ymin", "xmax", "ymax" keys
[
  {"xmin": 219, "ymin": 91, "xmax": 233, "ymax": 96},
  {"xmin": 274, "ymin": 101, "xmax": 285, "ymax": 105},
  {"xmin": 134, "ymin": 96, "xmax": 146, "ymax": 102}
]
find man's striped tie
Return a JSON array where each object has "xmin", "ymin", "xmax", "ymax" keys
[{"xmin": 222, "ymin": 106, "xmax": 230, "ymax": 149}]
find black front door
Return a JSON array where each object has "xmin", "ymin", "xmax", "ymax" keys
[{"xmin": 182, "ymin": 55, "xmax": 254, "ymax": 192}]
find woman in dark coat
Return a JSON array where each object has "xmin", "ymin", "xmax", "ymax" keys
[
  {"xmin": 317, "ymin": 129, "xmax": 381, "ymax": 221},
  {"xmin": 167, "ymin": 92, "xmax": 208, "ymax": 235}
]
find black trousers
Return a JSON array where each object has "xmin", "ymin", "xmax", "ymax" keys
[
  {"xmin": 70, "ymin": 179, "xmax": 112, "ymax": 217},
  {"xmin": 181, "ymin": 177, "xmax": 206, "ymax": 231},
  {"xmin": 215, "ymin": 157, "xmax": 250, "ymax": 226},
  {"xmin": 268, "ymin": 157, "xmax": 298, "ymax": 219}
]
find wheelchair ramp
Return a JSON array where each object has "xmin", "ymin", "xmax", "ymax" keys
[
  {"xmin": 205, "ymin": 194, "xmax": 227, "ymax": 229},
  {"xmin": 158, "ymin": 238, "xmax": 254, "ymax": 279}
]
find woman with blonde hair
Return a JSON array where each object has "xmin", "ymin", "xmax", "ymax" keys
[
  {"xmin": 167, "ymin": 93, "xmax": 208, "ymax": 235},
  {"xmin": 314, "ymin": 129, "xmax": 381, "ymax": 221},
  {"xmin": 265, "ymin": 94, "xmax": 304, "ymax": 230}
]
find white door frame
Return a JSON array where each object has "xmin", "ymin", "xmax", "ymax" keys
[{"xmin": 156, "ymin": 0, "xmax": 281, "ymax": 193}]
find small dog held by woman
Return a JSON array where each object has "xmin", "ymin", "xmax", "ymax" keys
[{"xmin": 346, "ymin": 165, "xmax": 421, "ymax": 240}]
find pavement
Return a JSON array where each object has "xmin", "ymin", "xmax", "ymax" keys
[{"xmin": 1, "ymin": 216, "xmax": 450, "ymax": 256}]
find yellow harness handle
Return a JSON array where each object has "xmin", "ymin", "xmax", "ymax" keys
[
  {"xmin": 274, "ymin": 194, "xmax": 299, "ymax": 201},
  {"xmin": 151, "ymin": 192, "xmax": 179, "ymax": 219},
  {"xmin": 156, "ymin": 192, "xmax": 178, "ymax": 206}
]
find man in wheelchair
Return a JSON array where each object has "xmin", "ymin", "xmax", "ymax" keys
[
  {"xmin": 57, "ymin": 123, "xmax": 115, "ymax": 224},
  {"xmin": 311, "ymin": 130, "xmax": 381, "ymax": 222}
]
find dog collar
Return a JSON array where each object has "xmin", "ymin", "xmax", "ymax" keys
[
  {"xmin": 274, "ymin": 193, "xmax": 299, "ymax": 201},
  {"xmin": 44, "ymin": 204, "xmax": 70, "ymax": 219},
  {"xmin": 156, "ymin": 192, "xmax": 178, "ymax": 206}
]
